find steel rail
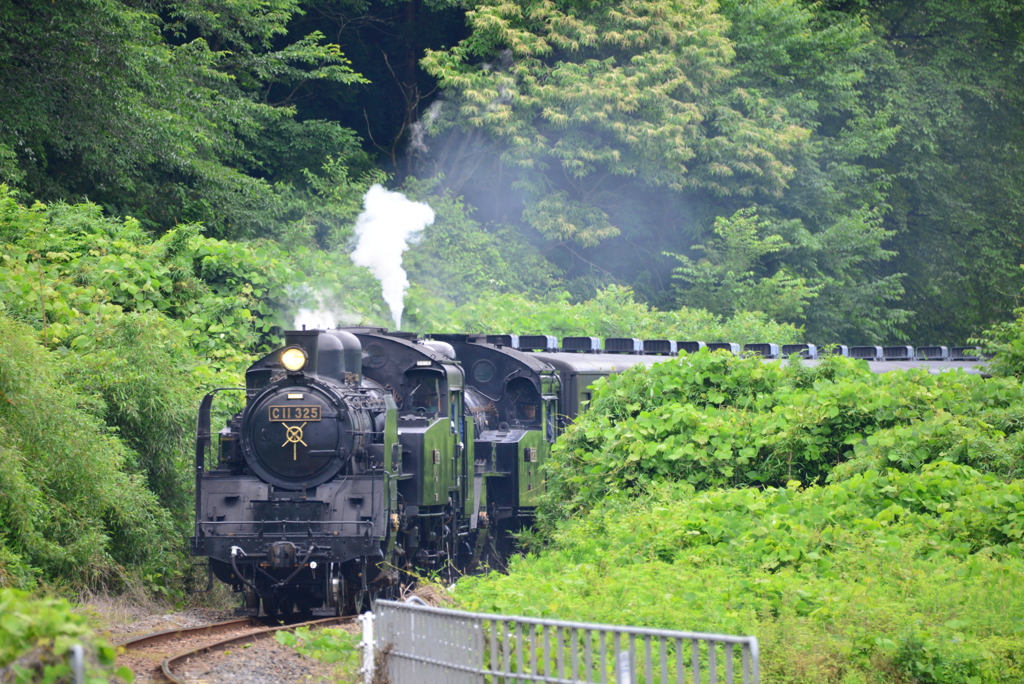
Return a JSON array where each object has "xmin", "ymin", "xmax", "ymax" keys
[
  {"xmin": 160, "ymin": 616, "xmax": 354, "ymax": 684},
  {"xmin": 115, "ymin": 618, "xmax": 265, "ymax": 650}
]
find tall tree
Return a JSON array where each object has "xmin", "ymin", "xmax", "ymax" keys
[
  {"xmin": 419, "ymin": 0, "xmax": 911, "ymax": 340},
  {"xmin": 0, "ymin": 0, "xmax": 365, "ymax": 236},
  {"xmin": 826, "ymin": 0, "xmax": 1024, "ymax": 341}
]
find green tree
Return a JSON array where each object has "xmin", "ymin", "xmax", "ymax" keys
[
  {"xmin": 668, "ymin": 208, "xmax": 819, "ymax": 321},
  {"xmin": 421, "ymin": 0, "xmax": 808, "ymax": 247},
  {"xmin": 0, "ymin": 0, "xmax": 366, "ymax": 236},
  {"xmin": 419, "ymin": 0, "xmax": 915, "ymax": 340},
  {"xmin": 823, "ymin": 0, "xmax": 1024, "ymax": 341}
]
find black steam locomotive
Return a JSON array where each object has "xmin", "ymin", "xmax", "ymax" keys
[{"xmin": 191, "ymin": 329, "xmax": 984, "ymax": 616}]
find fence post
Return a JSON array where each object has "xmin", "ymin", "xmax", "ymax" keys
[
  {"xmin": 70, "ymin": 644, "xmax": 84, "ymax": 684},
  {"xmin": 357, "ymin": 611, "xmax": 375, "ymax": 684},
  {"xmin": 616, "ymin": 649, "xmax": 632, "ymax": 684}
]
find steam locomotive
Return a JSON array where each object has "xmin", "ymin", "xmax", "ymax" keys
[{"xmin": 190, "ymin": 329, "xmax": 984, "ymax": 617}]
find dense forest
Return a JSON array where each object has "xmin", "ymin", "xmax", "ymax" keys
[
  {"xmin": 2, "ymin": 1, "xmax": 1024, "ymax": 682},
  {"xmin": 2, "ymin": 0, "xmax": 1023, "ymax": 342}
]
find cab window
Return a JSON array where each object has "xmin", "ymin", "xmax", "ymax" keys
[
  {"xmin": 544, "ymin": 398, "xmax": 559, "ymax": 443},
  {"xmin": 507, "ymin": 378, "xmax": 541, "ymax": 427},
  {"xmin": 406, "ymin": 371, "xmax": 445, "ymax": 417}
]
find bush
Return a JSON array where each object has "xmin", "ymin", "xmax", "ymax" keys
[
  {"xmin": 0, "ymin": 589, "xmax": 130, "ymax": 684},
  {"xmin": 0, "ymin": 315, "xmax": 179, "ymax": 589},
  {"xmin": 977, "ymin": 300, "xmax": 1024, "ymax": 378},
  {"xmin": 418, "ymin": 284, "xmax": 802, "ymax": 343},
  {"xmin": 59, "ymin": 314, "xmax": 202, "ymax": 516},
  {"xmin": 542, "ymin": 351, "xmax": 1024, "ymax": 520},
  {"xmin": 455, "ymin": 463, "xmax": 1024, "ymax": 684}
]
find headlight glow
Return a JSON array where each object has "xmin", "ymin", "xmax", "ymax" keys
[{"xmin": 281, "ymin": 347, "xmax": 308, "ymax": 372}]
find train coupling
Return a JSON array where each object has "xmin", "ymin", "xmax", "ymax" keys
[{"xmin": 269, "ymin": 541, "xmax": 297, "ymax": 569}]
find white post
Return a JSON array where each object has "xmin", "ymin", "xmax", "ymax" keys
[
  {"xmin": 617, "ymin": 649, "xmax": 632, "ymax": 684},
  {"xmin": 70, "ymin": 644, "xmax": 84, "ymax": 684},
  {"xmin": 357, "ymin": 611, "xmax": 375, "ymax": 684}
]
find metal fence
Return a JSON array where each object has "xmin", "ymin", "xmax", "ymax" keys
[{"xmin": 371, "ymin": 599, "xmax": 760, "ymax": 684}]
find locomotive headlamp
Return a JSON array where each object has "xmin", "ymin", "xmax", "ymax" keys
[{"xmin": 280, "ymin": 347, "xmax": 308, "ymax": 372}]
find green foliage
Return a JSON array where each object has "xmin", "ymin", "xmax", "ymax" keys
[
  {"xmin": 455, "ymin": 463, "xmax": 1024, "ymax": 683},
  {"xmin": 700, "ymin": 1, "xmax": 911, "ymax": 342},
  {"xmin": 0, "ymin": 315, "xmax": 179, "ymax": 589},
  {"xmin": 417, "ymin": 284, "xmax": 802, "ymax": 343},
  {"xmin": 544, "ymin": 351, "xmax": 1023, "ymax": 518},
  {"xmin": 668, "ymin": 208, "xmax": 820, "ymax": 322},
  {"xmin": 0, "ymin": 589, "xmax": 132, "ymax": 684},
  {"xmin": 0, "ymin": 185, "xmax": 306, "ymax": 368},
  {"xmin": 422, "ymin": 0, "xmax": 806, "ymax": 246},
  {"xmin": 402, "ymin": 176, "xmax": 561, "ymax": 305},
  {"xmin": 976, "ymin": 297, "xmax": 1024, "ymax": 378},
  {"xmin": 844, "ymin": 0, "xmax": 1024, "ymax": 342},
  {"xmin": 419, "ymin": 0, "xmax": 920, "ymax": 340},
  {"xmin": 58, "ymin": 315, "xmax": 201, "ymax": 515},
  {"xmin": 0, "ymin": 0, "xmax": 367, "ymax": 237},
  {"xmin": 275, "ymin": 626, "xmax": 360, "ymax": 666}
]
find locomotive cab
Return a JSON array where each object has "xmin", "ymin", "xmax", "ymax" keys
[
  {"xmin": 339, "ymin": 328, "xmax": 469, "ymax": 573},
  {"xmin": 429, "ymin": 334, "xmax": 561, "ymax": 537}
]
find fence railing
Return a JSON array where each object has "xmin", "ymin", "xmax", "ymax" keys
[{"xmin": 370, "ymin": 599, "xmax": 759, "ymax": 684}]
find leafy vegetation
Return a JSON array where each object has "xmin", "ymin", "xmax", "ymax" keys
[
  {"xmin": 417, "ymin": 285, "xmax": 802, "ymax": 344},
  {"xmin": 0, "ymin": 589, "xmax": 130, "ymax": 684},
  {"xmin": 275, "ymin": 626, "xmax": 361, "ymax": 672},
  {"xmin": 454, "ymin": 344, "xmax": 1024, "ymax": 683},
  {"xmin": 976, "ymin": 297, "xmax": 1024, "ymax": 379},
  {"xmin": 1, "ymin": 0, "xmax": 1023, "ymax": 678},
  {"xmin": 0, "ymin": 316, "xmax": 180, "ymax": 589},
  {"xmin": 455, "ymin": 464, "xmax": 1024, "ymax": 683},
  {"xmin": 544, "ymin": 351, "xmax": 1024, "ymax": 519},
  {"xmin": 2, "ymin": 0, "xmax": 1020, "ymax": 341}
]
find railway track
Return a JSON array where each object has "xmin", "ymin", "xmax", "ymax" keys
[{"xmin": 117, "ymin": 616, "xmax": 355, "ymax": 684}]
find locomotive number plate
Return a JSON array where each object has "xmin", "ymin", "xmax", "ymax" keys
[{"xmin": 269, "ymin": 405, "xmax": 321, "ymax": 422}]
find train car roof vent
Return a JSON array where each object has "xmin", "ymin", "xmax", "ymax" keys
[
  {"xmin": 744, "ymin": 343, "xmax": 780, "ymax": 359},
  {"xmin": 518, "ymin": 335, "xmax": 559, "ymax": 352},
  {"xmin": 950, "ymin": 346, "xmax": 982, "ymax": 361},
  {"xmin": 562, "ymin": 336, "xmax": 601, "ymax": 353},
  {"xmin": 883, "ymin": 345, "xmax": 915, "ymax": 361},
  {"xmin": 782, "ymin": 344, "xmax": 818, "ymax": 359},
  {"xmin": 643, "ymin": 340, "xmax": 677, "ymax": 355},
  {"xmin": 707, "ymin": 342, "xmax": 741, "ymax": 355},
  {"xmin": 677, "ymin": 341, "xmax": 707, "ymax": 354},
  {"xmin": 915, "ymin": 345, "xmax": 949, "ymax": 361},
  {"xmin": 605, "ymin": 338, "xmax": 644, "ymax": 354},
  {"xmin": 387, "ymin": 330, "xmax": 418, "ymax": 341},
  {"xmin": 850, "ymin": 345, "xmax": 883, "ymax": 361},
  {"xmin": 486, "ymin": 334, "xmax": 519, "ymax": 348},
  {"xmin": 820, "ymin": 344, "xmax": 849, "ymax": 357}
]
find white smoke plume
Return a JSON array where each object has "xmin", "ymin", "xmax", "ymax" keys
[
  {"xmin": 293, "ymin": 308, "xmax": 334, "ymax": 330},
  {"xmin": 292, "ymin": 289, "xmax": 369, "ymax": 330},
  {"xmin": 350, "ymin": 184, "xmax": 435, "ymax": 329},
  {"xmin": 409, "ymin": 100, "xmax": 443, "ymax": 155}
]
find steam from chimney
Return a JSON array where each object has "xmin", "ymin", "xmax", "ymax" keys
[{"xmin": 350, "ymin": 184, "xmax": 435, "ymax": 329}]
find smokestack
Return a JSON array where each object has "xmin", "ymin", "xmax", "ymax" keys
[{"xmin": 350, "ymin": 184, "xmax": 435, "ymax": 329}]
